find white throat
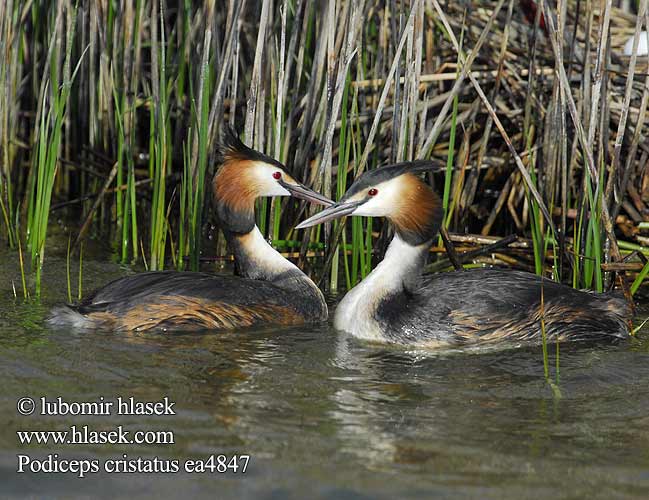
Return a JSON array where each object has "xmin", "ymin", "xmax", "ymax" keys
[
  {"xmin": 237, "ymin": 225, "xmax": 300, "ymax": 279},
  {"xmin": 232, "ymin": 225, "xmax": 327, "ymax": 321},
  {"xmin": 334, "ymin": 234, "xmax": 429, "ymax": 341}
]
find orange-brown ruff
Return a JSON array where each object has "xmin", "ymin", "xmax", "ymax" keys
[
  {"xmin": 295, "ymin": 161, "xmax": 633, "ymax": 347},
  {"xmin": 212, "ymin": 160, "xmax": 259, "ymax": 215},
  {"xmin": 47, "ymin": 130, "xmax": 328, "ymax": 332},
  {"xmin": 388, "ymin": 173, "xmax": 442, "ymax": 245}
]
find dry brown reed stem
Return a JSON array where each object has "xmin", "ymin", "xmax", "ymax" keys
[
  {"xmin": 358, "ymin": 0, "xmax": 422, "ymax": 177},
  {"xmin": 611, "ymin": 0, "xmax": 646, "ymax": 185},
  {"xmin": 408, "ymin": 0, "xmax": 425, "ymax": 162},
  {"xmin": 74, "ymin": 161, "xmax": 120, "ymax": 248},
  {"xmin": 52, "ymin": 177, "xmax": 157, "ymax": 211},
  {"xmin": 439, "ymin": 227, "xmax": 463, "ymax": 270},
  {"xmin": 245, "ymin": 0, "xmax": 271, "ymax": 144},
  {"xmin": 207, "ymin": 0, "xmax": 244, "ymax": 153},
  {"xmin": 418, "ymin": 0, "xmax": 506, "ymax": 159},
  {"xmin": 279, "ymin": 0, "xmax": 306, "ymax": 161},
  {"xmin": 605, "ymin": 0, "xmax": 647, "ymax": 286},
  {"xmin": 130, "ymin": 1, "xmax": 145, "ymax": 151},
  {"xmin": 350, "ymin": 67, "xmax": 558, "ymax": 88},
  {"xmin": 470, "ymin": 0, "xmax": 515, "ymax": 226},
  {"xmin": 275, "ymin": 0, "xmax": 288, "ymax": 162},
  {"xmin": 431, "ymin": 0, "xmax": 557, "ymax": 238},
  {"xmin": 540, "ymin": 0, "xmax": 622, "ymax": 261},
  {"xmin": 426, "ymin": 234, "xmax": 519, "ymax": 273},
  {"xmin": 586, "ymin": 0, "xmax": 612, "ymax": 154},
  {"xmin": 320, "ymin": 1, "xmax": 361, "ymax": 193},
  {"xmin": 613, "ymin": 5, "xmax": 649, "ymax": 222}
]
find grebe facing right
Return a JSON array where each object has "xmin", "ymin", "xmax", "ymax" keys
[
  {"xmin": 47, "ymin": 129, "xmax": 330, "ymax": 332},
  {"xmin": 297, "ymin": 162, "xmax": 633, "ymax": 348}
]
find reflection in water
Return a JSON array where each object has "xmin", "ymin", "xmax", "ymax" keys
[
  {"xmin": 1, "ymin": 247, "xmax": 649, "ymax": 497},
  {"xmin": 329, "ymin": 329, "xmax": 649, "ymax": 482},
  {"xmin": 330, "ymin": 333, "xmax": 415, "ymax": 469}
]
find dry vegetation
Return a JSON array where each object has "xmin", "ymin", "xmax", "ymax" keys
[{"xmin": 0, "ymin": 0, "xmax": 648, "ymax": 297}]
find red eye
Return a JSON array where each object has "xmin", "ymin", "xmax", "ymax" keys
[
  {"xmin": 368, "ymin": 188, "xmax": 378, "ymax": 196},
  {"xmin": 272, "ymin": 171, "xmax": 282, "ymax": 180}
]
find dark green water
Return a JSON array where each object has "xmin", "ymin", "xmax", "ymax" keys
[{"xmin": 1, "ymin": 246, "xmax": 649, "ymax": 499}]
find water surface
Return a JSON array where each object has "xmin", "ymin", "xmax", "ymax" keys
[{"xmin": 1, "ymin": 247, "xmax": 648, "ymax": 499}]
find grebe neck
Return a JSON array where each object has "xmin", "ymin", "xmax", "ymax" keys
[
  {"xmin": 225, "ymin": 225, "xmax": 328, "ymax": 321},
  {"xmin": 225, "ymin": 225, "xmax": 302, "ymax": 281},
  {"xmin": 334, "ymin": 234, "xmax": 431, "ymax": 340},
  {"xmin": 214, "ymin": 189, "xmax": 294, "ymax": 281}
]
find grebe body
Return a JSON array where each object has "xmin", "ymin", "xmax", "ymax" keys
[
  {"xmin": 48, "ymin": 130, "xmax": 329, "ymax": 332},
  {"xmin": 297, "ymin": 162, "xmax": 632, "ymax": 347}
]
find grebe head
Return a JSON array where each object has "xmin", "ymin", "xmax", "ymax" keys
[
  {"xmin": 296, "ymin": 161, "xmax": 443, "ymax": 245},
  {"xmin": 214, "ymin": 127, "xmax": 332, "ymax": 233}
]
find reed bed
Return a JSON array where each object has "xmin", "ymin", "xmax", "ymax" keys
[{"xmin": 0, "ymin": 0, "xmax": 648, "ymax": 301}]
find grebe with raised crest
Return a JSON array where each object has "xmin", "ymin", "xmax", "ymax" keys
[
  {"xmin": 296, "ymin": 161, "xmax": 633, "ymax": 347},
  {"xmin": 47, "ymin": 129, "xmax": 330, "ymax": 332}
]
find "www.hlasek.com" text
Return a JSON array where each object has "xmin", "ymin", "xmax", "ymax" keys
[{"xmin": 17, "ymin": 425, "xmax": 174, "ymax": 445}]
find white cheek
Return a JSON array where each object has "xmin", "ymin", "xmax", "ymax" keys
[
  {"xmin": 351, "ymin": 180, "xmax": 401, "ymax": 217},
  {"xmin": 257, "ymin": 173, "xmax": 290, "ymax": 196},
  {"xmin": 266, "ymin": 183, "xmax": 291, "ymax": 197},
  {"xmin": 253, "ymin": 163, "xmax": 291, "ymax": 197},
  {"xmin": 352, "ymin": 197, "xmax": 389, "ymax": 217}
]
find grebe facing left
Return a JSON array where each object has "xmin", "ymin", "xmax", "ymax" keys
[
  {"xmin": 297, "ymin": 162, "xmax": 633, "ymax": 348},
  {"xmin": 47, "ymin": 129, "xmax": 330, "ymax": 332}
]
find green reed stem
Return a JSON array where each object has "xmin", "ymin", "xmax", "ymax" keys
[
  {"xmin": 78, "ymin": 241, "xmax": 83, "ymax": 301},
  {"xmin": 66, "ymin": 233, "xmax": 72, "ymax": 303},
  {"xmin": 17, "ymin": 236, "xmax": 27, "ymax": 300},
  {"xmin": 540, "ymin": 283, "xmax": 549, "ymax": 379},
  {"xmin": 441, "ymin": 94, "xmax": 458, "ymax": 231},
  {"xmin": 188, "ymin": 32, "xmax": 211, "ymax": 272},
  {"xmin": 527, "ymin": 144, "xmax": 544, "ymax": 276},
  {"xmin": 149, "ymin": 3, "xmax": 170, "ymax": 270},
  {"xmin": 631, "ymin": 259, "xmax": 649, "ymax": 295},
  {"xmin": 178, "ymin": 142, "xmax": 190, "ymax": 271},
  {"xmin": 28, "ymin": 6, "xmax": 82, "ymax": 295}
]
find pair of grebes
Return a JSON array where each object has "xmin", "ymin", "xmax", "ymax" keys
[{"xmin": 48, "ymin": 129, "xmax": 632, "ymax": 347}]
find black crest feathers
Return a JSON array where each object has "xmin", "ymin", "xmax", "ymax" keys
[{"xmin": 216, "ymin": 126, "xmax": 284, "ymax": 169}]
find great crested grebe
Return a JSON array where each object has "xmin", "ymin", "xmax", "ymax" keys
[
  {"xmin": 47, "ymin": 129, "xmax": 330, "ymax": 332},
  {"xmin": 296, "ymin": 162, "xmax": 633, "ymax": 347}
]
